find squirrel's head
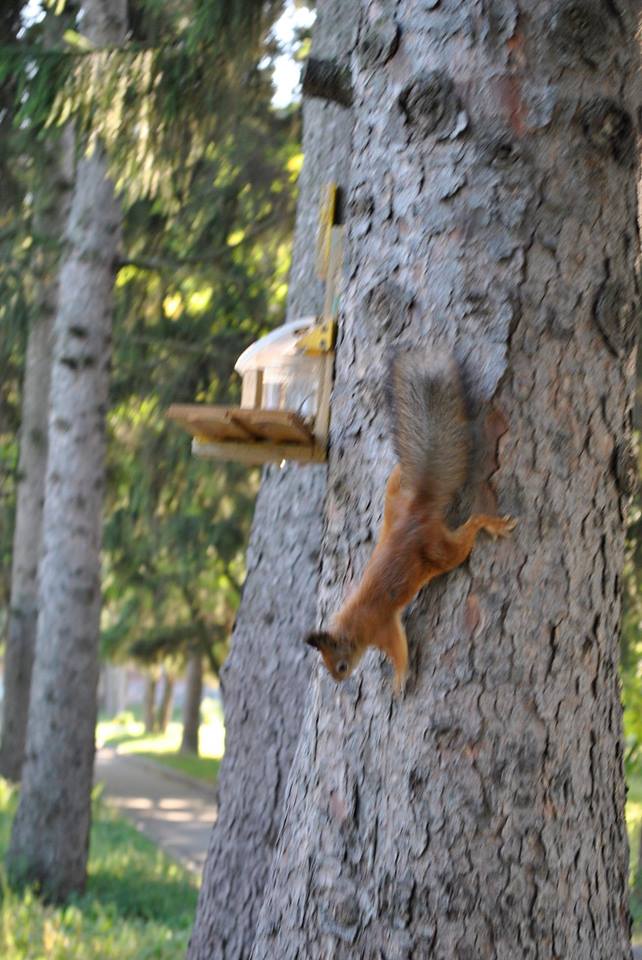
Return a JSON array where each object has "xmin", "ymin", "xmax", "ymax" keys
[{"xmin": 304, "ymin": 629, "xmax": 362, "ymax": 683}]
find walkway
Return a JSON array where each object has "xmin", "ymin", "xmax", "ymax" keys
[{"xmin": 94, "ymin": 746, "xmax": 217, "ymax": 875}]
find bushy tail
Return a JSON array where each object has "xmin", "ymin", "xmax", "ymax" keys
[{"xmin": 387, "ymin": 349, "xmax": 473, "ymax": 514}]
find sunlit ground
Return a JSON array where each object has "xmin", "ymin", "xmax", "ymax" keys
[{"xmin": 96, "ymin": 697, "xmax": 225, "ymax": 784}]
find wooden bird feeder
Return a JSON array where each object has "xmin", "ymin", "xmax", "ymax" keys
[{"xmin": 167, "ymin": 183, "xmax": 343, "ymax": 466}]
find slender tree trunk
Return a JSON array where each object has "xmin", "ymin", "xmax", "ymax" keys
[
  {"xmin": 0, "ymin": 20, "xmax": 74, "ymax": 784},
  {"xmin": 7, "ymin": 0, "xmax": 127, "ymax": 904},
  {"xmin": 253, "ymin": 2, "xmax": 640, "ymax": 958},
  {"xmin": 156, "ymin": 669, "xmax": 175, "ymax": 734},
  {"xmin": 0, "ymin": 318, "xmax": 52, "ymax": 783},
  {"xmin": 186, "ymin": 3, "xmax": 357, "ymax": 957},
  {"xmin": 143, "ymin": 673, "xmax": 158, "ymax": 733},
  {"xmin": 181, "ymin": 653, "xmax": 203, "ymax": 755}
]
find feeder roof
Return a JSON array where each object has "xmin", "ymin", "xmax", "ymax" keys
[{"xmin": 235, "ymin": 317, "xmax": 317, "ymax": 375}]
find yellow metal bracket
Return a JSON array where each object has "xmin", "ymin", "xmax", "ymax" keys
[
  {"xmin": 316, "ymin": 183, "xmax": 339, "ymax": 281},
  {"xmin": 295, "ymin": 318, "xmax": 336, "ymax": 354}
]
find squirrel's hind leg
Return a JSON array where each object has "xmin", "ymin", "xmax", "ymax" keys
[
  {"xmin": 381, "ymin": 464, "xmax": 409, "ymax": 538},
  {"xmin": 440, "ymin": 513, "xmax": 516, "ymax": 573}
]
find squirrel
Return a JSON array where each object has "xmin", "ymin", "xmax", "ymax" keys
[{"xmin": 305, "ymin": 349, "xmax": 516, "ymax": 692}]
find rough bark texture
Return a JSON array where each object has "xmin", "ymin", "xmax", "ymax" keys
[
  {"xmin": 7, "ymin": 0, "xmax": 126, "ymax": 902},
  {"xmin": 185, "ymin": 3, "xmax": 357, "ymax": 957},
  {"xmin": 0, "ymin": 22, "xmax": 75, "ymax": 784},
  {"xmin": 253, "ymin": 2, "xmax": 641, "ymax": 958},
  {"xmin": 181, "ymin": 654, "xmax": 203, "ymax": 754}
]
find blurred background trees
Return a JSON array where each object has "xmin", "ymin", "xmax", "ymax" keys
[
  {"xmin": 0, "ymin": 0, "xmax": 307, "ymax": 768},
  {"xmin": 0, "ymin": 0, "xmax": 311, "ymax": 899}
]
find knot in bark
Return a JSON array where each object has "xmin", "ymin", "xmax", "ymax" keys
[
  {"xmin": 363, "ymin": 279, "xmax": 414, "ymax": 343},
  {"xmin": 477, "ymin": 127, "xmax": 530, "ymax": 177},
  {"xmin": 333, "ymin": 896, "xmax": 360, "ymax": 929},
  {"xmin": 552, "ymin": 0, "xmax": 617, "ymax": 66},
  {"xmin": 347, "ymin": 183, "xmax": 374, "ymax": 221},
  {"xmin": 358, "ymin": 17, "xmax": 399, "ymax": 70},
  {"xmin": 399, "ymin": 70, "xmax": 459, "ymax": 139},
  {"xmin": 614, "ymin": 442, "xmax": 638, "ymax": 497},
  {"xmin": 593, "ymin": 279, "xmax": 636, "ymax": 356},
  {"xmin": 580, "ymin": 97, "xmax": 635, "ymax": 166}
]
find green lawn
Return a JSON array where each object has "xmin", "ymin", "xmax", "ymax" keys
[
  {"xmin": 628, "ymin": 772, "xmax": 642, "ymax": 941},
  {"xmin": 0, "ymin": 778, "xmax": 198, "ymax": 960},
  {"xmin": 96, "ymin": 701, "xmax": 224, "ymax": 786}
]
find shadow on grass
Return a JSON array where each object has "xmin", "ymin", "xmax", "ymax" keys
[
  {"xmin": 84, "ymin": 868, "xmax": 197, "ymax": 925},
  {"xmin": 85, "ymin": 811, "xmax": 197, "ymax": 926}
]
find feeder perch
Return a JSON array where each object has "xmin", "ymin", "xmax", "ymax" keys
[
  {"xmin": 167, "ymin": 183, "xmax": 343, "ymax": 466},
  {"xmin": 167, "ymin": 317, "xmax": 336, "ymax": 465}
]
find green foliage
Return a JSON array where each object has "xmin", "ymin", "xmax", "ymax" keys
[
  {"xmin": 2, "ymin": 1, "xmax": 293, "ymax": 207},
  {"xmin": 0, "ymin": 778, "xmax": 198, "ymax": 959},
  {"xmin": 620, "ymin": 441, "xmax": 642, "ymax": 773},
  {"xmin": 0, "ymin": 45, "xmax": 72, "ymax": 131},
  {"xmin": 628, "ymin": 772, "xmax": 642, "ymax": 941},
  {"xmin": 0, "ymin": 0, "xmax": 305, "ymax": 676}
]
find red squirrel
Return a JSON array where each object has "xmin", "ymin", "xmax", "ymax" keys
[{"xmin": 305, "ymin": 350, "xmax": 516, "ymax": 691}]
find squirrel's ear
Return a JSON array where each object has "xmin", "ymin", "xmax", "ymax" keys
[{"xmin": 305, "ymin": 630, "xmax": 333, "ymax": 651}]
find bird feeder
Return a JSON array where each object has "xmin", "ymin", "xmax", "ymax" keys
[{"xmin": 167, "ymin": 183, "xmax": 343, "ymax": 466}]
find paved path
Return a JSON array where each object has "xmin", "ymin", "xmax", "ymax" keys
[{"xmin": 94, "ymin": 747, "xmax": 217, "ymax": 875}]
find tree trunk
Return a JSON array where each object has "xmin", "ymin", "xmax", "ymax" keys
[
  {"xmin": 143, "ymin": 673, "xmax": 158, "ymax": 733},
  {"xmin": 186, "ymin": 3, "xmax": 356, "ymax": 957},
  {"xmin": 157, "ymin": 669, "xmax": 175, "ymax": 734},
  {"xmin": 181, "ymin": 653, "xmax": 203, "ymax": 755},
  {"xmin": 7, "ymin": 0, "xmax": 127, "ymax": 903},
  {"xmin": 0, "ymin": 18, "xmax": 74, "ymax": 784},
  {"xmin": 253, "ymin": 3, "xmax": 640, "ymax": 958}
]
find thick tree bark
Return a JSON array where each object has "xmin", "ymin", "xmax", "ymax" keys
[
  {"xmin": 253, "ymin": 2, "xmax": 640, "ymax": 958},
  {"xmin": 0, "ymin": 21, "xmax": 74, "ymax": 784},
  {"xmin": 7, "ymin": 0, "xmax": 127, "ymax": 903},
  {"xmin": 181, "ymin": 654, "xmax": 203, "ymax": 755},
  {"xmin": 186, "ymin": 3, "xmax": 357, "ymax": 957},
  {"xmin": 143, "ymin": 673, "xmax": 158, "ymax": 733},
  {"xmin": 157, "ymin": 669, "xmax": 175, "ymax": 734}
]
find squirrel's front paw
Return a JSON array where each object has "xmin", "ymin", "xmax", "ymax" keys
[{"xmin": 486, "ymin": 515, "xmax": 517, "ymax": 539}]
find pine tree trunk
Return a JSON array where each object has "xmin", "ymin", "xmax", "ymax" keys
[
  {"xmin": 186, "ymin": 3, "xmax": 357, "ymax": 957},
  {"xmin": 143, "ymin": 673, "xmax": 158, "ymax": 733},
  {"xmin": 7, "ymin": 0, "xmax": 127, "ymax": 903},
  {"xmin": 253, "ymin": 3, "xmax": 640, "ymax": 958},
  {"xmin": 181, "ymin": 653, "xmax": 203, "ymax": 755},
  {"xmin": 0, "ymin": 19, "xmax": 74, "ymax": 784},
  {"xmin": 157, "ymin": 670, "xmax": 175, "ymax": 734}
]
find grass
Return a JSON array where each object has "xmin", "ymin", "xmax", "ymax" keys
[
  {"xmin": 628, "ymin": 771, "xmax": 642, "ymax": 942},
  {"xmin": 96, "ymin": 698, "xmax": 224, "ymax": 786},
  {"xmin": 0, "ymin": 778, "xmax": 198, "ymax": 960}
]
